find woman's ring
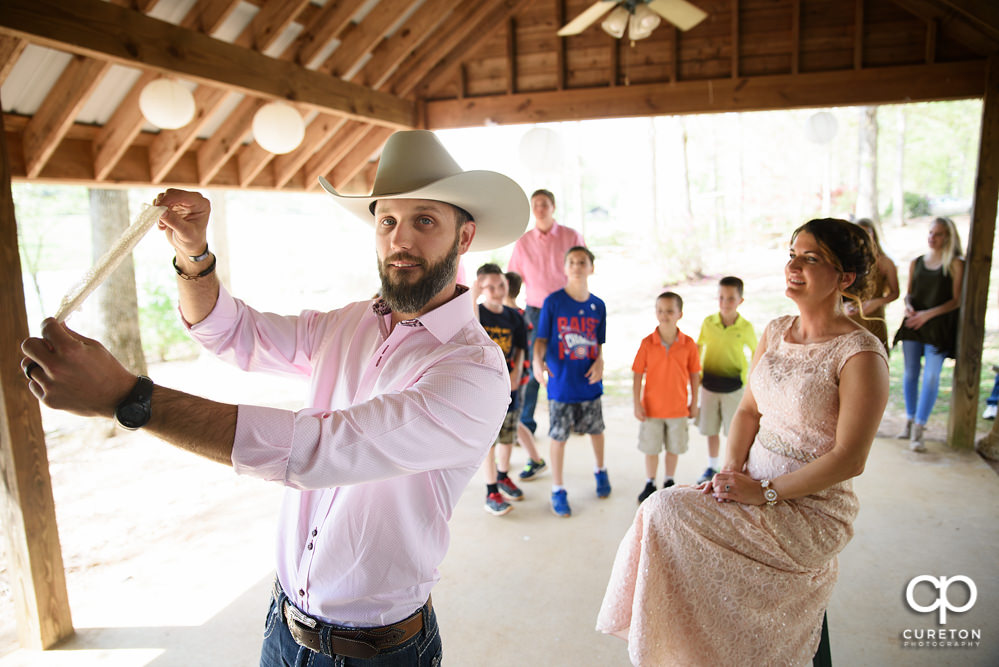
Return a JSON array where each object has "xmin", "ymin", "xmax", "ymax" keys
[
  {"xmin": 725, "ymin": 484, "xmax": 731, "ymax": 492},
  {"xmin": 24, "ymin": 361, "xmax": 40, "ymax": 381}
]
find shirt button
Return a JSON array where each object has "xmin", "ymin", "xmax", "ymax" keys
[
  {"xmin": 298, "ymin": 589, "xmax": 305, "ymax": 597},
  {"xmin": 307, "ymin": 542, "xmax": 314, "ymax": 550},
  {"xmin": 312, "ymin": 528, "xmax": 318, "ymax": 537}
]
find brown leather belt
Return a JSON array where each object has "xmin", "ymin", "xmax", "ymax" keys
[{"xmin": 279, "ymin": 589, "xmax": 431, "ymax": 660}]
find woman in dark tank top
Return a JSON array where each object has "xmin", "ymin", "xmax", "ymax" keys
[{"xmin": 893, "ymin": 217, "xmax": 964, "ymax": 452}]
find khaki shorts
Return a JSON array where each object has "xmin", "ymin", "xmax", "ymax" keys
[
  {"xmin": 697, "ymin": 386, "xmax": 744, "ymax": 437},
  {"xmin": 637, "ymin": 417, "xmax": 689, "ymax": 455},
  {"xmin": 494, "ymin": 409, "xmax": 519, "ymax": 445}
]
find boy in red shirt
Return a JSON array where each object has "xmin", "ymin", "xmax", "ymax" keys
[{"xmin": 632, "ymin": 291, "xmax": 701, "ymax": 504}]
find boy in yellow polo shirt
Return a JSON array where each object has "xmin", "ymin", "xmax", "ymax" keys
[
  {"xmin": 632, "ymin": 291, "xmax": 701, "ymax": 504},
  {"xmin": 695, "ymin": 276, "xmax": 757, "ymax": 484}
]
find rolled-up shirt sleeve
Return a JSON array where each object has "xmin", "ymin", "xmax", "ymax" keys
[{"xmin": 232, "ymin": 346, "xmax": 509, "ymax": 490}]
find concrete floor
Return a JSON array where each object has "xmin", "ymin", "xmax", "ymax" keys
[{"xmin": 2, "ymin": 399, "xmax": 997, "ymax": 666}]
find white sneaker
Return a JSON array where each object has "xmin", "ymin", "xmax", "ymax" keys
[{"xmin": 984, "ymin": 404, "xmax": 997, "ymax": 420}]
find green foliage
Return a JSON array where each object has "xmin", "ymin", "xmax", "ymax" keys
[
  {"xmin": 903, "ymin": 192, "xmax": 931, "ymax": 218},
  {"xmin": 137, "ymin": 283, "xmax": 199, "ymax": 362}
]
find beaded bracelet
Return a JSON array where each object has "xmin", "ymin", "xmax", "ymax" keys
[{"xmin": 173, "ymin": 254, "xmax": 217, "ymax": 280}]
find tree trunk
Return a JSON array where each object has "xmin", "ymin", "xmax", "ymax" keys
[
  {"xmin": 894, "ymin": 106, "xmax": 907, "ymax": 226},
  {"xmin": 856, "ymin": 105, "xmax": 880, "ymax": 223},
  {"xmin": 208, "ymin": 190, "xmax": 232, "ymax": 291},
  {"xmin": 89, "ymin": 189, "xmax": 147, "ymax": 376}
]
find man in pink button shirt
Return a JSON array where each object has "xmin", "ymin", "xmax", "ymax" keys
[
  {"xmin": 507, "ymin": 189, "xmax": 585, "ymax": 447},
  {"xmin": 21, "ymin": 131, "xmax": 528, "ymax": 666}
]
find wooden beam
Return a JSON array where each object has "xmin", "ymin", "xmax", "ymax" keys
[
  {"xmin": 949, "ymin": 54, "xmax": 999, "ymax": 449},
  {"xmin": 232, "ymin": 0, "xmax": 310, "ymax": 51},
  {"xmin": 0, "ymin": 35, "xmax": 27, "ymax": 85},
  {"xmin": 302, "ymin": 121, "xmax": 372, "ymax": 191},
  {"xmin": 354, "ymin": 0, "xmax": 457, "ymax": 90},
  {"xmin": 0, "ymin": 96, "xmax": 74, "ymax": 651},
  {"xmin": 425, "ymin": 61, "xmax": 987, "ymax": 128},
  {"xmin": 669, "ymin": 24, "xmax": 678, "ymax": 83},
  {"xmin": 196, "ymin": 97, "xmax": 263, "ymax": 185},
  {"xmin": 935, "ymin": 0, "xmax": 999, "ymax": 42},
  {"xmin": 507, "ymin": 17, "xmax": 518, "ymax": 95},
  {"xmin": 732, "ymin": 0, "xmax": 739, "ymax": 79},
  {"xmin": 318, "ymin": 0, "xmax": 420, "ymax": 78},
  {"xmin": 556, "ymin": 0, "xmax": 566, "ymax": 90},
  {"xmin": 272, "ymin": 115, "xmax": 347, "ymax": 188},
  {"xmin": 23, "ymin": 56, "xmax": 110, "ymax": 178},
  {"xmin": 293, "ymin": 0, "xmax": 357, "ymax": 68},
  {"xmin": 0, "ymin": 0, "xmax": 415, "ymax": 129},
  {"xmin": 926, "ymin": 17, "xmax": 937, "ymax": 64},
  {"xmin": 791, "ymin": 0, "xmax": 800, "ymax": 75},
  {"xmin": 149, "ymin": 86, "xmax": 230, "ymax": 183},
  {"xmin": 328, "ymin": 125, "xmax": 394, "ymax": 190},
  {"xmin": 388, "ymin": 0, "xmax": 505, "ymax": 97},
  {"xmin": 855, "ymin": 0, "xmax": 864, "ymax": 70},
  {"xmin": 93, "ymin": 71, "xmax": 158, "ymax": 181},
  {"xmin": 890, "ymin": 0, "xmax": 999, "ymax": 57}
]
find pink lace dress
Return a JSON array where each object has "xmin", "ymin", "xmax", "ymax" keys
[{"xmin": 596, "ymin": 315, "xmax": 887, "ymax": 666}]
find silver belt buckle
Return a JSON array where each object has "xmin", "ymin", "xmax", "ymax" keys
[{"xmin": 285, "ymin": 601, "xmax": 318, "ymax": 629}]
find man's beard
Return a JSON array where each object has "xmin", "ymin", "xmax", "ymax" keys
[{"xmin": 377, "ymin": 235, "xmax": 460, "ymax": 315}]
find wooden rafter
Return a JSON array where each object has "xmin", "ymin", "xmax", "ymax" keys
[
  {"xmin": 0, "ymin": 0, "xmax": 415, "ymax": 128},
  {"xmin": 23, "ymin": 56, "xmax": 110, "ymax": 178},
  {"xmin": 149, "ymin": 86, "xmax": 230, "ymax": 183},
  {"xmin": 425, "ymin": 60, "xmax": 987, "ymax": 128},
  {"xmin": 318, "ymin": 0, "xmax": 421, "ymax": 78},
  {"xmin": 93, "ymin": 71, "xmax": 159, "ymax": 181},
  {"xmin": 889, "ymin": 0, "xmax": 999, "ymax": 56},
  {"xmin": 0, "ymin": 35, "xmax": 27, "ymax": 85}
]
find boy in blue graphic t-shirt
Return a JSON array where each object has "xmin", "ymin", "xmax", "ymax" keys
[{"xmin": 533, "ymin": 246, "xmax": 607, "ymax": 518}]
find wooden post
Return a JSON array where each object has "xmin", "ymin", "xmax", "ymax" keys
[
  {"xmin": 949, "ymin": 54, "xmax": 999, "ymax": 449},
  {"xmin": 0, "ymin": 96, "xmax": 74, "ymax": 648}
]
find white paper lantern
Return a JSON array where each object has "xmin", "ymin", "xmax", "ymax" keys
[
  {"xmin": 805, "ymin": 111, "xmax": 839, "ymax": 144},
  {"xmin": 139, "ymin": 79, "xmax": 196, "ymax": 130},
  {"xmin": 519, "ymin": 127, "xmax": 564, "ymax": 173},
  {"xmin": 253, "ymin": 102, "xmax": 306, "ymax": 154}
]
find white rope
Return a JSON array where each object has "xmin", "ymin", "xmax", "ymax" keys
[{"xmin": 53, "ymin": 204, "xmax": 165, "ymax": 322}]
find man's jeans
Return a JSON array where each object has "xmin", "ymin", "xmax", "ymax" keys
[
  {"xmin": 520, "ymin": 305, "xmax": 542, "ymax": 433},
  {"xmin": 260, "ymin": 590, "xmax": 442, "ymax": 667}
]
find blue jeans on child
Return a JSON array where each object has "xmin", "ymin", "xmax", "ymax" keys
[
  {"xmin": 260, "ymin": 586, "xmax": 442, "ymax": 667},
  {"xmin": 519, "ymin": 305, "xmax": 542, "ymax": 433},
  {"xmin": 901, "ymin": 340, "xmax": 948, "ymax": 425}
]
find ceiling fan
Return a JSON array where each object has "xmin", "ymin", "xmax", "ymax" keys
[{"xmin": 558, "ymin": 0, "xmax": 708, "ymax": 41}]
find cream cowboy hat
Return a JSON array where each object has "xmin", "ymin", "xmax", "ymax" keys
[{"xmin": 319, "ymin": 130, "xmax": 529, "ymax": 251}]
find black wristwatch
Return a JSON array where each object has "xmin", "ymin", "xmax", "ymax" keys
[{"xmin": 115, "ymin": 375, "xmax": 154, "ymax": 430}]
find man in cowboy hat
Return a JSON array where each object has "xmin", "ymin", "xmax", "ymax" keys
[{"xmin": 21, "ymin": 130, "xmax": 529, "ymax": 666}]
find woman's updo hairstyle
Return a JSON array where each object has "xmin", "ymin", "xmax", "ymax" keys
[{"xmin": 791, "ymin": 218, "xmax": 878, "ymax": 302}]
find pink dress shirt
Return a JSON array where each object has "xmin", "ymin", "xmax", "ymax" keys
[
  {"xmin": 188, "ymin": 285, "xmax": 509, "ymax": 627},
  {"xmin": 507, "ymin": 220, "xmax": 585, "ymax": 308}
]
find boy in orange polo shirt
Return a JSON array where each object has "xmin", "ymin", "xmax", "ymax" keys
[{"xmin": 632, "ymin": 291, "xmax": 701, "ymax": 504}]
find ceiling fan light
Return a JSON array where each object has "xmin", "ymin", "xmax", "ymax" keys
[
  {"xmin": 601, "ymin": 6, "xmax": 630, "ymax": 39},
  {"xmin": 253, "ymin": 102, "xmax": 306, "ymax": 154},
  {"xmin": 139, "ymin": 78, "xmax": 196, "ymax": 130},
  {"xmin": 629, "ymin": 5, "xmax": 661, "ymax": 40}
]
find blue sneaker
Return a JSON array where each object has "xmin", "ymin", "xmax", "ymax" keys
[
  {"xmin": 595, "ymin": 469, "xmax": 611, "ymax": 498},
  {"xmin": 696, "ymin": 467, "xmax": 717, "ymax": 485},
  {"xmin": 551, "ymin": 489, "xmax": 571, "ymax": 517}
]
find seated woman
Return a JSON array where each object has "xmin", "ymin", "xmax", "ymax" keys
[{"xmin": 596, "ymin": 218, "xmax": 890, "ymax": 666}]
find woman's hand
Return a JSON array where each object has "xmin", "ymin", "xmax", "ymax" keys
[
  {"xmin": 904, "ymin": 309, "xmax": 933, "ymax": 330},
  {"xmin": 708, "ymin": 470, "xmax": 766, "ymax": 505}
]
